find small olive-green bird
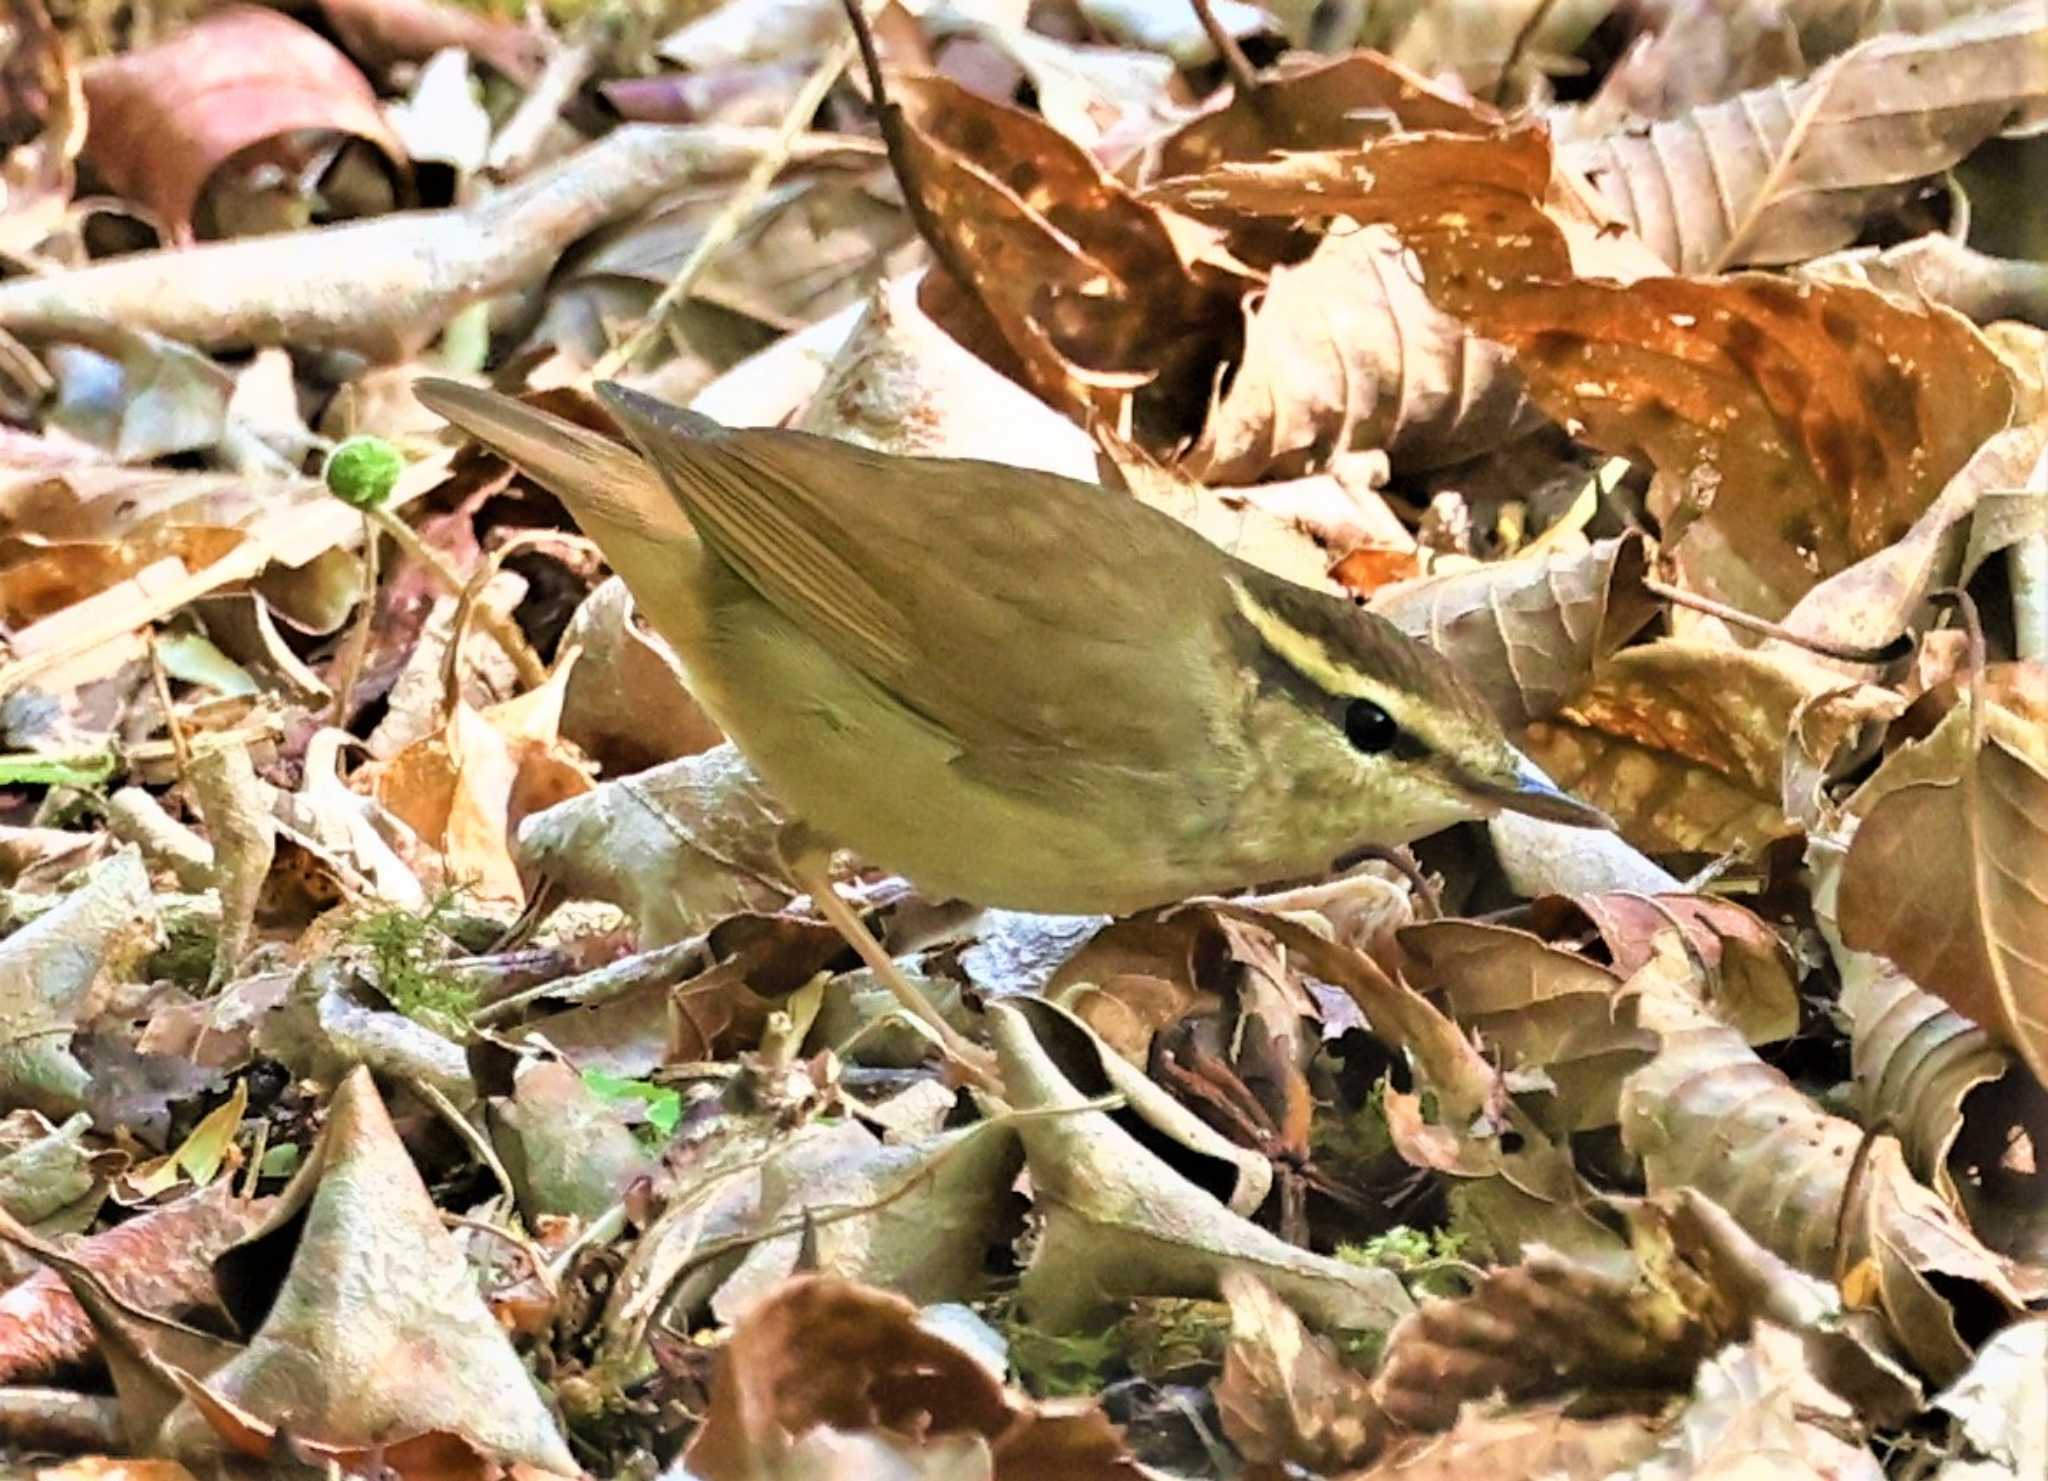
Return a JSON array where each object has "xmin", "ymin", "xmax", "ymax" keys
[{"xmin": 416, "ymin": 379, "xmax": 1606, "ymax": 1069}]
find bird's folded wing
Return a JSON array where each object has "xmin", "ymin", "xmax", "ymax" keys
[{"xmin": 595, "ymin": 381, "xmax": 925, "ymax": 696}]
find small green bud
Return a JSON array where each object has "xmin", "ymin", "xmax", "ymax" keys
[{"xmin": 324, "ymin": 436, "xmax": 404, "ymax": 509}]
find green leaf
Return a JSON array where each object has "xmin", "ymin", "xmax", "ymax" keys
[{"xmin": 581, "ymin": 1069, "xmax": 681, "ymax": 1136}]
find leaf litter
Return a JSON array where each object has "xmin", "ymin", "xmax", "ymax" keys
[{"xmin": 1, "ymin": 0, "xmax": 2047, "ymax": 1477}]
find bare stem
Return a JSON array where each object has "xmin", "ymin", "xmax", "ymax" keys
[
  {"xmin": 365, "ymin": 504, "xmax": 548, "ymax": 690},
  {"xmin": 1188, "ymin": 0, "xmax": 1260, "ymax": 98},
  {"xmin": 1643, "ymin": 575, "xmax": 1910, "ymax": 665},
  {"xmin": 591, "ymin": 35, "xmax": 856, "ymax": 379}
]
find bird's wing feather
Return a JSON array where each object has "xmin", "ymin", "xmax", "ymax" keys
[
  {"xmin": 598, "ymin": 383, "xmax": 924, "ymax": 694},
  {"xmin": 596, "ymin": 382, "xmax": 1250, "ymax": 772},
  {"xmin": 414, "ymin": 379, "xmax": 672, "ymax": 539}
]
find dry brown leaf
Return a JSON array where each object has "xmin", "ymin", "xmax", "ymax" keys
[
  {"xmin": 0, "ymin": 1203, "xmax": 243, "ymax": 1457},
  {"xmin": 708, "ymin": 1114, "xmax": 1022, "ymax": 1324},
  {"xmin": 1373, "ymin": 1245, "xmax": 1703, "ymax": 1433},
  {"xmin": 1560, "ymin": 3, "xmax": 2048, "ymax": 272},
  {"xmin": 1521, "ymin": 638, "xmax": 1900, "ymax": 855},
  {"xmin": 80, "ymin": 6, "xmax": 406, "ymax": 243},
  {"xmin": 157, "ymin": 1067, "xmax": 577, "ymax": 1473},
  {"xmin": 1816, "ymin": 846, "xmax": 2047, "ymax": 1266},
  {"xmin": 514, "ymin": 744, "xmax": 792, "ymax": 949},
  {"xmin": 1397, "ymin": 918, "xmax": 1659, "ymax": 1135},
  {"xmin": 1620, "ymin": 936, "xmax": 2031, "ymax": 1384},
  {"xmin": 370, "ymin": 659, "xmax": 594, "ymax": 908},
  {"xmin": 1043, "ymin": 910, "xmax": 1214, "ymax": 1066},
  {"xmin": 1839, "ymin": 696, "xmax": 2048, "ymax": 1088},
  {"xmin": 1444, "ymin": 274, "xmax": 2014, "ymax": 618},
  {"xmin": 1371, "ymin": 532, "xmax": 1659, "ymax": 728},
  {"xmin": 1146, "ymin": 125, "xmax": 1578, "ymax": 482},
  {"xmin": 1205, "ymin": 903, "xmax": 1632, "ymax": 1273},
  {"xmin": 993, "ymin": 998, "xmax": 1404, "ymax": 1333},
  {"xmin": 891, "ymin": 71, "xmax": 1247, "ymax": 434},
  {"xmin": 685, "ymin": 1275, "xmax": 1144, "ymax": 1481},
  {"xmin": 558, "ymin": 576, "xmax": 725, "ymax": 776},
  {"xmin": 1777, "ymin": 415, "xmax": 2048, "ymax": 666},
  {"xmin": 0, "ymin": 0, "xmax": 83, "ymax": 260},
  {"xmin": 1147, "ymin": 123, "xmax": 1565, "ymax": 280},
  {"xmin": 1153, "ymin": 49, "xmax": 1499, "ymax": 179},
  {"xmin": 1549, "ymin": 892, "xmax": 1801, "ymax": 1046},
  {"xmin": 998, "ymin": 987, "xmax": 1278, "ymax": 1215},
  {"xmin": 316, "ymin": 0, "xmax": 545, "ymax": 84},
  {"xmin": 1214, "ymin": 1271, "xmax": 1383, "ymax": 1472},
  {"xmin": 0, "ymin": 1182, "xmax": 267, "ymax": 1385},
  {"xmin": 1630, "ymin": 1188, "xmax": 1921, "ymax": 1428}
]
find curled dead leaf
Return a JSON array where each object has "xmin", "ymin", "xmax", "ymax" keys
[{"xmin": 81, "ymin": 6, "xmax": 406, "ymax": 242}]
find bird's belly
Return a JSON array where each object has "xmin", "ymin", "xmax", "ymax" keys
[{"xmin": 693, "ymin": 605, "xmax": 1250, "ymax": 913}]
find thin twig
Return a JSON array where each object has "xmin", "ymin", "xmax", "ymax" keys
[
  {"xmin": 443, "ymin": 1211, "xmax": 561, "ymax": 1304},
  {"xmin": 1643, "ymin": 575, "xmax": 1911, "ymax": 665},
  {"xmin": 591, "ymin": 35, "xmax": 857, "ymax": 379},
  {"xmin": 328, "ymin": 510, "xmax": 381, "ymax": 728},
  {"xmin": 486, "ymin": 31, "xmax": 598, "ymax": 181},
  {"xmin": 409, "ymin": 1076, "xmax": 519, "ymax": 1202},
  {"xmin": 1187, "ymin": 0, "xmax": 1260, "ymax": 98},
  {"xmin": 364, "ymin": 504, "xmax": 548, "ymax": 690},
  {"xmin": 144, "ymin": 631, "xmax": 192, "ymax": 776},
  {"xmin": 1495, "ymin": 0, "xmax": 1564, "ymax": 106},
  {"xmin": 838, "ymin": 0, "xmax": 985, "ymax": 312}
]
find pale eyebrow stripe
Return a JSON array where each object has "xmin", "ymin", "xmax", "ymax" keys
[{"xmin": 1224, "ymin": 576, "xmax": 1408, "ymax": 719}]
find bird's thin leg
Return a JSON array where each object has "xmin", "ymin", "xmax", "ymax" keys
[{"xmin": 784, "ymin": 845, "xmax": 1001, "ymax": 1093}]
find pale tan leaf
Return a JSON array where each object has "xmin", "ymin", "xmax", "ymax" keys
[
  {"xmin": 1561, "ymin": 3, "xmax": 2048, "ymax": 272},
  {"xmin": 1634, "ymin": 1325, "xmax": 1884, "ymax": 1480},
  {"xmin": 797, "ymin": 272, "xmax": 1099, "ymax": 478},
  {"xmin": 993, "ymin": 999, "xmax": 1408, "ymax": 1334},
  {"xmin": 1839, "ymin": 699, "xmax": 2048, "ymax": 1087},
  {"xmin": 1934, "ymin": 1317, "xmax": 2048, "ymax": 1477},
  {"xmin": 1371, "ymin": 532, "xmax": 1658, "ymax": 728},
  {"xmin": 1185, "ymin": 220, "xmax": 1542, "ymax": 482},
  {"xmin": 155, "ymin": 1068, "xmax": 577, "ymax": 1473},
  {"xmin": 1214, "ymin": 1271, "xmax": 1382, "ymax": 1471},
  {"xmin": 1621, "ymin": 940, "xmax": 2031, "ymax": 1384}
]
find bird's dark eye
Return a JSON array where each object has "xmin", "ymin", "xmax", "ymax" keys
[{"xmin": 1343, "ymin": 699, "xmax": 1399, "ymax": 754}]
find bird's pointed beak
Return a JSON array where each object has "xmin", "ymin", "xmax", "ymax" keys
[{"xmin": 1472, "ymin": 750, "xmax": 1616, "ymax": 830}]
